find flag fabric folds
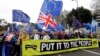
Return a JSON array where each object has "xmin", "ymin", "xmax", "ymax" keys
[
  {"xmin": 37, "ymin": 12, "xmax": 57, "ymax": 29},
  {"xmin": 41, "ymin": 0, "xmax": 63, "ymax": 17},
  {"xmin": 73, "ymin": 17, "xmax": 82, "ymax": 29},
  {"xmin": 8, "ymin": 24, "xmax": 20, "ymax": 32},
  {"xmin": 35, "ymin": 23, "xmax": 43, "ymax": 32},
  {"xmin": 36, "ymin": 0, "xmax": 63, "ymax": 31},
  {"xmin": 25, "ymin": 24, "xmax": 33, "ymax": 34},
  {"xmin": 91, "ymin": 18, "xmax": 97, "ymax": 33},
  {"xmin": 56, "ymin": 23, "xmax": 64, "ymax": 31},
  {"xmin": 83, "ymin": 23, "xmax": 91, "ymax": 30},
  {"xmin": 35, "ymin": 23, "xmax": 56, "ymax": 32},
  {"xmin": 13, "ymin": 10, "xmax": 30, "ymax": 23},
  {"xmin": 35, "ymin": 22, "xmax": 64, "ymax": 32}
]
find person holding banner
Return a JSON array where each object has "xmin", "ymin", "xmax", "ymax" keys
[
  {"xmin": 48, "ymin": 31, "xmax": 55, "ymax": 39},
  {"xmin": 33, "ymin": 29, "xmax": 40, "ymax": 40},
  {"xmin": 42, "ymin": 31, "xmax": 50, "ymax": 40},
  {"xmin": 30, "ymin": 29, "xmax": 40, "ymax": 40},
  {"xmin": 63, "ymin": 31, "xmax": 69, "ymax": 39}
]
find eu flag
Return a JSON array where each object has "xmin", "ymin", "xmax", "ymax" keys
[
  {"xmin": 73, "ymin": 16, "xmax": 82, "ymax": 29},
  {"xmin": 13, "ymin": 10, "xmax": 30, "ymax": 23},
  {"xmin": 35, "ymin": 23, "xmax": 44, "ymax": 32},
  {"xmin": 41, "ymin": 0, "xmax": 63, "ymax": 17},
  {"xmin": 56, "ymin": 23, "xmax": 64, "ymax": 31}
]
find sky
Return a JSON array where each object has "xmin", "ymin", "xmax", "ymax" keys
[{"xmin": 0, "ymin": 0, "xmax": 92, "ymax": 23}]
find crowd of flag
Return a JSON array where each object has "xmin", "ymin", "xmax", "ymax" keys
[{"xmin": 8, "ymin": 0, "xmax": 97, "ymax": 34}]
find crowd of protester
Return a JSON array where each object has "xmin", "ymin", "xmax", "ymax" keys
[
  {"xmin": 0, "ymin": 28, "xmax": 97, "ymax": 56},
  {"xmin": 28, "ymin": 28, "xmax": 97, "ymax": 40}
]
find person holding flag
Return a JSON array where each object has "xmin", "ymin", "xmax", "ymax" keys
[{"xmin": 2, "ymin": 25, "xmax": 20, "ymax": 56}]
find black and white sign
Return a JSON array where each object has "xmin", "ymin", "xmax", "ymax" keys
[{"xmin": 40, "ymin": 40, "xmax": 92, "ymax": 52}]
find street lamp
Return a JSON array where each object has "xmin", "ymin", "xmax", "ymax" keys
[{"xmin": 72, "ymin": 0, "xmax": 78, "ymax": 8}]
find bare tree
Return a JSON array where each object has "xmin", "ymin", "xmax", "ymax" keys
[
  {"xmin": 91, "ymin": 0, "xmax": 100, "ymax": 10},
  {"xmin": 91, "ymin": 0, "xmax": 100, "ymax": 16}
]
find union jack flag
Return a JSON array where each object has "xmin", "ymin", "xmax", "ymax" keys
[
  {"xmin": 36, "ymin": 0, "xmax": 63, "ymax": 31},
  {"xmin": 37, "ymin": 12, "xmax": 57, "ymax": 30}
]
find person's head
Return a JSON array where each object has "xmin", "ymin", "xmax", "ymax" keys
[
  {"xmin": 33, "ymin": 29, "xmax": 38, "ymax": 34},
  {"xmin": 18, "ymin": 30, "xmax": 24, "ymax": 35}
]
